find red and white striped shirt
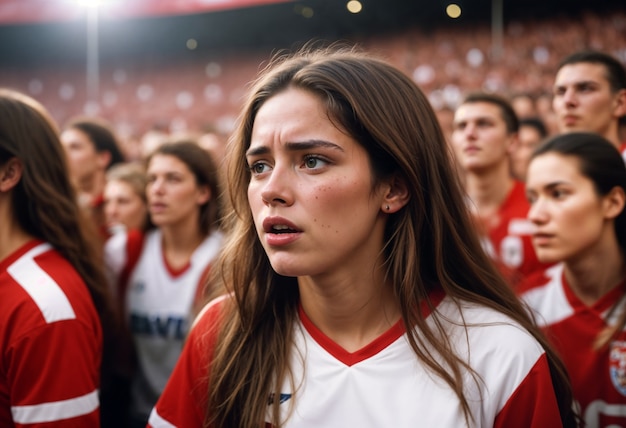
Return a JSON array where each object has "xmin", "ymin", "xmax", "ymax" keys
[{"xmin": 0, "ymin": 240, "xmax": 102, "ymax": 427}]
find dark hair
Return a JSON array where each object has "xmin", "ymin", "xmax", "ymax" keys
[
  {"xmin": 462, "ymin": 92, "xmax": 519, "ymax": 133},
  {"xmin": 532, "ymin": 132, "xmax": 626, "ymax": 250},
  {"xmin": 557, "ymin": 50, "xmax": 626, "ymax": 94},
  {"xmin": 531, "ymin": 131, "xmax": 626, "ymax": 349},
  {"xmin": 207, "ymin": 47, "xmax": 576, "ymax": 427},
  {"xmin": 147, "ymin": 140, "xmax": 222, "ymax": 235},
  {"xmin": 65, "ymin": 117, "xmax": 125, "ymax": 168},
  {"xmin": 519, "ymin": 116, "xmax": 548, "ymax": 138}
]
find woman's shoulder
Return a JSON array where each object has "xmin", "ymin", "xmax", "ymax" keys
[
  {"xmin": 191, "ymin": 293, "xmax": 232, "ymax": 333},
  {"xmin": 436, "ymin": 297, "xmax": 545, "ymax": 360}
]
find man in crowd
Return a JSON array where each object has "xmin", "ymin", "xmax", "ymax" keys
[
  {"xmin": 552, "ymin": 50, "xmax": 626, "ymax": 158},
  {"xmin": 451, "ymin": 92, "xmax": 549, "ymax": 288}
]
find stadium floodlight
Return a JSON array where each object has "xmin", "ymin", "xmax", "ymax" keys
[{"xmin": 70, "ymin": 0, "xmax": 116, "ymax": 8}]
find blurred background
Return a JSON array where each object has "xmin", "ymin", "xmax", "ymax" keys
[{"xmin": 0, "ymin": 0, "xmax": 624, "ymax": 157}]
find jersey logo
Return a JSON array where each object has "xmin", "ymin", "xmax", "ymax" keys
[
  {"xmin": 130, "ymin": 312, "xmax": 187, "ymax": 339},
  {"xmin": 130, "ymin": 280, "xmax": 146, "ymax": 293},
  {"xmin": 267, "ymin": 393, "xmax": 292, "ymax": 405},
  {"xmin": 500, "ymin": 235, "xmax": 523, "ymax": 268},
  {"xmin": 609, "ymin": 340, "xmax": 626, "ymax": 396}
]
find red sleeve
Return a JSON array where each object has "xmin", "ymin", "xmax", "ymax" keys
[
  {"xmin": 494, "ymin": 354, "xmax": 563, "ymax": 428},
  {"xmin": 148, "ymin": 297, "xmax": 226, "ymax": 428},
  {"xmin": 8, "ymin": 321, "xmax": 101, "ymax": 427}
]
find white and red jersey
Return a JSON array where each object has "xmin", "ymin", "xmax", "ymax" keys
[
  {"xmin": 478, "ymin": 180, "xmax": 551, "ymax": 288},
  {"xmin": 148, "ymin": 291, "xmax": 563, "ymax": 428},
  {"xmin": 519, "ymin": 263, "xmax": 626, "ymax": 427},
  {"xmin": 105, "ymin": 228, "xmax": 223, "ymax": 421},
  {"xmin": 0, "ymin": 240, "xmax": 102, "ymax": 428}
]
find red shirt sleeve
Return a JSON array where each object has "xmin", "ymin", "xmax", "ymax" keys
[
  {"xmin": 148, "ymin": 297, "xmax": 226, "ymax": 428},
  {"xmin": 494, "ymin": 353, "xmax": 564, "ymax": 428}
]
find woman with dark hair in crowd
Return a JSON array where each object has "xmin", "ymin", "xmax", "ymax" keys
[
  {"xmin": 0, "ymin": 88, "xmax": 120, "ymax": 426},
  {"xmin": 61, "ymin": 116, "xmax": 126, "ymax": 237},
  {"xmin": 149, "ymin": 47, "xmax": 577, "ymax": 428},
  {"xmin": 521, "ymin": 132, "xmax": 626, "ymax": 427},
  {"xmin": 105, "ymin": 140, "xmax": 224, "ymax": 427}
]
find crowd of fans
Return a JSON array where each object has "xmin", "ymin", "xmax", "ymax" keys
[
  {"xmin": 0, "ymin": 8, "xmax": 624, "ymax": 154},
  {"xmin": 2, "ymin": 5, "xmax": 626, "ymax": 427}
]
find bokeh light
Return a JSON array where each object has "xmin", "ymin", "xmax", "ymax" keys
[
  {"xmin": 347, "ymin": 1, "xmax": 363, "ymax": 14},
  {"xmin": 446, "ymin": 4, "xmax": 461, "ymax": 19}
]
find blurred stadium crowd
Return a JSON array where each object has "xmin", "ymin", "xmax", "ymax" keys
[{"xmin": 0, "ymin": 6, "xmax": 624, "ymax": 159}]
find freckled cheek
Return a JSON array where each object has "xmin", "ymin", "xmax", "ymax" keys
[{"xmin": 309, "ymin": 183, "xmax": 361, "ymax": 234}]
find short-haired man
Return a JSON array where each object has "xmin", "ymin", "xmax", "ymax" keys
[
  {"xmin": 553, "ymin": 50, "xmax": 626, "ymax": 158},
  {"xmin": 451, "ymin": 92, "xmax": 549, "ymax": 288}
]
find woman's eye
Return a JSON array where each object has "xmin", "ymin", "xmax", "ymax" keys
[
  {"xmin": 303, "ymin": 155, "xmax": 327, "ymax": 169},
  {"xmin": 305, "ymin": 157, "xmax": 318, "ymax": 168},
  {"xmin": 250, "ymin": 162, "xmax": 268, "ymax": 174}
]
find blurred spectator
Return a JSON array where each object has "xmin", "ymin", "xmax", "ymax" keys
[
  {"xmin": 60, "ymin": 117, "xmax": 126, "ymax": 238},
  {"xmin": 0, "ymin": 88, "xmax": 120, "ymax": 427},
  {"xmin": 140, "ymin": 122, "xmax": 170, "ymax": 159},
  {"xmin": 510, "ymin": 116, "xmax": 549, "ymax": 181},
  {"xmin": 520, "ymin": 132, "xmax": 626, "ymax": 427},
  {"xmin": 552, "ymin": 50, "xmax": 626, "ymax": 156},
  {"xmin": 451, "ymin": 92, "xmax": 550, "ymax": 288},
  {"xmin": 511, "ymin": 92, "xmax": 537, "ymax": 119},
  {"xmin": 104, "ymin": 141, "xmax": 224, "ymax": 428},
  {"xmin": 104, "ymin": 162, "xmax": 151, "ymax": 234}
]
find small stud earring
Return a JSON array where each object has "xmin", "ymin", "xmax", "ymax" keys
[{"xmin": 385, "ymin": 205, "xmax": 390, "ymax": 211}]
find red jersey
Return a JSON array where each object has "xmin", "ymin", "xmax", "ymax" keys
[
  {"xmin": 519, "ymin": 264, "xmax": 626, "ymax": 427},
  {"xmin": 479, "ymin": 180, "xmax": 550, "ymax": 287},
  {"xmin": 148, "ymin": 293, "xmax": 563, "ymax": 428},
  {"xmin": 0, "ymin": 240, "xmax": 102, "ymax": 427}
]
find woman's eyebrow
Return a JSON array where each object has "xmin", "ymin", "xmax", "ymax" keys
[{"xmin": 246, "ymin": 139, "xmax": 344, "ymax": 157}]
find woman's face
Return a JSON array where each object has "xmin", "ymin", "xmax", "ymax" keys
[
  {"xmin": 526, "ymin": 152, "xmax": 615, "ymax": 264},
  {"xmin": 246, "ymin": 88, "xmax": 390, "ymax": 279},
  {"xmin": 60, "ymin": 128, "xmax": 107, "ymax": 186},
  {"xmin": 146, "ymin": 154, "xmax": 209, "ymax": 228},
  {"xmin": 103, "ymin": 179, "xmax": 147, "ymax": 232}
]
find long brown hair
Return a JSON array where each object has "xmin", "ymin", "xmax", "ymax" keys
[
  {"xmin": 0, "ymin": 88, "xmax": 119, "ymax": 422},
  {"xmin": 207, "ymin": 47, "xmax": 576, "ymax": 427}
]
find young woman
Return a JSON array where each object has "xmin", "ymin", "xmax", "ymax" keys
[
  {"xmin": 104, "ymin": 162, "xmax": 150, "ymax": 234},
  {"xmin": 0, "ymin": 89, "xmax": 118, "ymax": 426},
  {"xmin": 521, "ymin": 132, "xmax": 626, "ymax": 427},
  {"xmin": 105, "ymin": 141, "xmax": 224, "ymax": 427},
  {"xmin": 148, "ymin": 48, "xmax": 576, "ymax": 428},
  {"xmin": 60, "ymin": 117, "xmax": 126, "ymax": 238}
]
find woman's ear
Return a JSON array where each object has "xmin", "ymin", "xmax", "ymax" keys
[
  {"xmin": 196, "ymin": 185, "xmax": 212, "ymax": 206},
  {"xmin": 603, "ymin": 185, "xmax": 626, "ymax": 220},
  {"xmin": 381, "ymin": 175, "xmax": 410, "ymax": 213},
  {"xmin": 0, "ymin": 157, "xmax": 23, "ymax": 193}
]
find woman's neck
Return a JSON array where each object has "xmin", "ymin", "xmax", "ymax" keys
[
  {"xmin": 0, "ymin": 207, "xmax": 34, "ymax": 262},
  {"xmin": 564, "ymin": 235, "xmax": 626, "ymax": 306},
  {"xmin": 298, "ymin": 270, "xmax": 401, "ymax": 353},
  {"xmin": 465, "ymin": 166, "xmax": 514, "ymax": 219},
  {"xmin": 159, "ymin": 218, "xmax": 207, "ymax": 271}
]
